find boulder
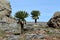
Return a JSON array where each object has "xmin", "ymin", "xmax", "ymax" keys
[
  {"xmin": 0, "ymin": 0, "xmax": 11, "ymax": 16},
  {"xmin": 47, "ymin": 12, "xmax": 60, "ymax": 28},
  {"xmin": 0, "ymin": 0, "xmax": 17, "ymax": 24}
]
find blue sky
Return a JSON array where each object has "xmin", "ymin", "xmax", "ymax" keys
[{"xmin": 10, "ymin": 0, "xmax": 60, "ymax": 22}]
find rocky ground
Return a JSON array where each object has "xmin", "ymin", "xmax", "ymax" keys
[
  {"xmin": 23, "ymin": 25, "xmax": 60, "ymax": 40},
  {"xmin": 0, "ymin": 24, "xmax": 60, "ymax": 40}
]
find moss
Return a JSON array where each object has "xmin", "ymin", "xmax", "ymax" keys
[{"xmin": 0, "ymin": 30, "xmax": 6, "ymax": 37}]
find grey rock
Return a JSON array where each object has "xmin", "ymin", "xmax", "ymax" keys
[
  {"xmin": 5, "ymin": 35, "xmax": 20, "ymax": 40},
  {"xmin": 25, "ymin": 34, "xmax": 45, "ymax": 40}
]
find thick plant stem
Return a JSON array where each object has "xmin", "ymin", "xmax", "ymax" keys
[
  {"xmin": 35, "ymin": 19, "xmax": 37, "ymax": 23},
  {"xmin": 21, "ymin": 24, "xmax": 24, "ymax": 34},
  {"xmin": 20, "ymin": 21, "xmax": 24, "ymax": 34}
]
